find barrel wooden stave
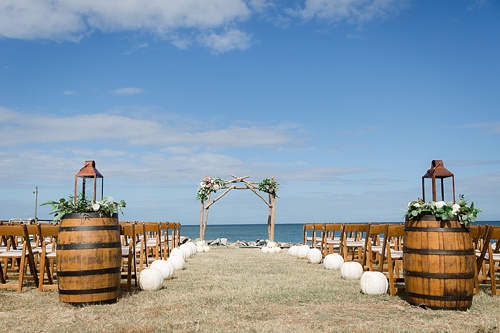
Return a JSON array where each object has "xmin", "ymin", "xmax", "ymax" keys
[
  {"xmin": 57, "ymin": 213, "xmax": 121, "ymax": 306},
  {"xmin": 404, "ymin": 216, "xmax": 475, "ymax": 310}
]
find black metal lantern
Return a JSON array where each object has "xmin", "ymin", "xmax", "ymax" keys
[
  {"xmin": 421, "ymin": 160, "xmax": 455, "ymax": 203},
  {"xmin": 74, "ymin": 160, "xmax": 103, "ymax": 202}
]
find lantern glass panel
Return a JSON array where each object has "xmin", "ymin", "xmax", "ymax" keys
[{"xmin": 423, "ymin": 177, "xmax": 454, "ymax": 202}]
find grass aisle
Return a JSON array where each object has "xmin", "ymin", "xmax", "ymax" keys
[{"xmin": 1, "ymin": 247, "xmax": 499, "ymax": 332}]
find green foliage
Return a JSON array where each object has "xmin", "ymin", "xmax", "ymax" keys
[
  {"xmin": 196, "ymin": 176, "xmax": 226, "ymax": 202},
  {"xmin": 42, "ymin": 193, "xmax": 126, "ymax": 221},
  {"xmin": 258, "ymin": 177, "xmax": 279, "ymax": 195},
  {"xmin": 404, "ymin": 194, "xmax": 481, "ymax": 226}
]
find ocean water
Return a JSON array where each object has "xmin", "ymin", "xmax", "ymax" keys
[{"xmin": 179, "ymin": 221, "xmax": 500, "ymax": 244}]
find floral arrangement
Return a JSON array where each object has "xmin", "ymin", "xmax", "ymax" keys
[
  {"xmin": 196, "ymin": 176, "xmax": 226, "ymax": 202},
  {"xmin": 258, "ymin": 177, "xmax": 279, "ymax": 195},
  {"xmin": 42, "ymin": 193, "xmax": 126, "ymax": 221},
  {"xmin": 404, "ymin": 194, "xmax": 481, "ymax": 226}
]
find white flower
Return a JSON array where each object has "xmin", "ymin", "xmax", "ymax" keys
[
  {"xmin": 435, "ymin": 201, "xmax": 446, "ymax": 209},
  {"xmin": 92, "ymin": 203, "xmax": 101, "ymax": 211},
  {"xmin": 107, "ymin": 196, "xmax": 113, "ymax": 202},
  {"xmin": 412, "ymin": 202, "xmax": 421, "ymax": 208},
  {"xmin": 452, "ymin": 204, "xmax": 460, "ymax": 214}
]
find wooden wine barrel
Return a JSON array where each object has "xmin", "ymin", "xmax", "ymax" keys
[
  {"xmin": 57, "ymin": 213, "xmax": 121, "ymax": 306},
  {"xmin": 403, "ymin": 215, "xmax": 475, "ymax": 310}
]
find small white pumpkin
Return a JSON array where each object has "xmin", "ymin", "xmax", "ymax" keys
[
  {"xmin": 139, "ymin": 267, "xmax": 164, "ymax": 291},
  {"xmin": 297, "ymin": 245, "xmax": 310, "ymax": 258},
  {"xmin": 197, "ymin": 245, "xmax": 205, "ymax": 253},
  {"xmin": 288, "ymin": 245, "xmax": 299, "ymax": 256},
  {"xmin": 187, "ymin": 242, "xmax": 197, "ymax": 255},
  {"xmin": 323, "ymin": 254, "xmax": 344, "ymax": 270},
  {"xmin": 168, "ymin": 255, "xmax": 185, "ymax": 271},
  {"xmin": 275, "ymin": 246, "xmax": 282, "ymax": 253},
  {"xmin": 268, "ymin": 246, "xmax": 276, "ymax": 254},
  {"xmin": 360, "ymin": 271, "xmax": 388, "ymax": 295},
  {"xmin": 196, "ymin": 240, "xmax": 206, "ymax": 247},
  {"xmin": 306, "ymin": 248, "xmax": 323, "ymax": 264},
  {"xmin": 267, "ymin": 241, "xmax": 277, "ymax": 248},
  {"xmin": 261, "ymin": 246, "xmax": 269, "ymax": 253},
  {"xmin": 170, "ymin": 247, "xmax": 186, "ymax": 259},
  {"xmin": 203, "ymin": 245, "xmax": 211, "ymax": 252},
  {"xmin": 179, "ymin": 243, "xmax": 193, "ymax": 258},
  {"xmin": 150, "ymin": 260, "xmax": 174, "ymax": 280},
  {"xmin": 340, "ymin": 261, "xmax": 363, "ymax": 280}
]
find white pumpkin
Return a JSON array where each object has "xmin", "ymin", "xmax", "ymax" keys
[
  {"xmin": 179, "ymin": 243, "xmax": 193, "ymax": 258},
  {"xmin": 139, "ymin": 267, "xmax": 164, "ymax": 291},
  {"xmin": 340, "ymin": 261, "xmax": 363, "ymax": 280},
  {"xmin": 275, "ymin": 246, "xmax": 282, "ymax": 253},
  {"xmin": 297, "ymin": 245, "xmax": 310, "ymax": 258},
  {"xmin": 168, "ymin": 255, "xmax": 185, "ymax": 271},
  {"xmin": 306, "ymin": 248, "xmax": 323, "ymax": 264},
  {"xmin": 360, "ymin": 271, "xmax": 388, "ymax": 295},
  {"xmin": 197, "ymin": 245, "xmax": 205, "ymax": 253},
  {"xmin": 203, "ymin": 245, "xmax": 211, "ymax": 252},
  {"xmin": 150, "ymin": 260, "xmax": 174, "ymax": 279},
  {"xmin": 288, "ymin": 245, "xmax": 299, "ymax": 256},
  {"xmin": 323, "ymin": 254, "xmax": 344, "ymax": 270},
  {"xmin": 170, "ymin": 247, "xmax": 186, "ymax": 259},
  {"xmin": 267, "ymin": 241, "xmax": 277, "ymax": 248},
  {"xmin": 196, "ymin": 240, "xmax": 206, "ymax": 247},
  {"xmin": 268, "ymin": 246, "xmax": 276, "ymax": 254},
  {"xmin": 261, "ymin": 246, "xmax": 269, "ymax": 253},
  {"xmin": 188, "ymin": 242, "xmax": 197, "ymax": 255}
]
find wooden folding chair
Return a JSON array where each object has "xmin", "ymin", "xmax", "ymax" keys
[
  {"xmin": 363, "ymin": 223, "xmax": 386, "ymax": 271},
  {"xmin": 37, "ymin": 223, "xmax": 59, "ymax": 291},
  {"xmin": 143, "ymin": 222, "xmax": 162, "ymax": 265},
  {"xmin": 471, "ymin": 225, "xmax": 489, "ymax": 294},
  {"xmin": 0, "ymin": 224, "xmax": 39, "ymax": 292},
  {"xmin": 120, "ymin": 222, "xmax": 138, "ymax": 291},
  {"xmin": 303, "ymin": 223, "xmax": 323, "ymax": 248},
  {"xmin": 340, "ymin": 223, "xmax": 370, "ymax": 264},
  {"xmin": 321, "ymin": 223, "xmax": 343, "ymax": 257},
  {"xmin": 477, "ymin": 226, "xmax": 500, "ymax": 295},
  {"xmin": 379, "ymin": 224, "xmax": 405, "ymax": 296}
]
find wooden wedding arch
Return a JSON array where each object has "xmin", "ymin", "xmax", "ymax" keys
[{"xmin": 198, "ymin": 175, "xmax": 279, "ymax": 241}]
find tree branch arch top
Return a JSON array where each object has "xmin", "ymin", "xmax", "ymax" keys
[{"xmin": 197, "ymin": 175, "xmax": 279, "ymax": 241}]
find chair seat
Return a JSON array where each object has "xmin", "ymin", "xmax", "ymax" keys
[{"xmin": 0, "ymin": 249, "xmax": 39, "ymax": 258}]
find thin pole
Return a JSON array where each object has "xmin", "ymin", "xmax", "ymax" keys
[{"xmin": 33, "ymin": 186, "xmax": 38, "ymax": 222}]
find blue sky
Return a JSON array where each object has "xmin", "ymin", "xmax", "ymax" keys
[{"xmin": 1, "ymin": 0, "xmax": 499, "ymax": 225}]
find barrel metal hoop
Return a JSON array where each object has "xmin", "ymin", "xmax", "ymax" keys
[
  {"xmin": 407, "ymin": 291, "xmax": 473, "ymax": 302},
  {"xmin": 404, "ymin": 270, "xmax": 475, "ymax": 279},
  {"xmin": 57, "ymin": 241, "xmax": 122, "ymax": 250},
  {"xmin": 403, "ymin": 247, "xmax": 475, "ymax": 255},
  {"xmin": 59, "ymin": 225, "xmax": 120, "ymax": 232},
  {"xmin": 58, "ymin": 286, "xmax": 120, "ymax": 295},
  {"xmin": 57, "ymin": 266, "xmax": 121, "ymax": 277},
  {"xmin": 405, "ymin": 227, "xmax": 467, "ymax": 233}
]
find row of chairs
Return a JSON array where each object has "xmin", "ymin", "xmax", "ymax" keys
[
  {"xmin": 304, "ymin": 222, "xmax": 500, "ymax": 296},
  {"xmin": 0, "ymin": 220, "xmax": 182, "ymax": 293},
  {"xmin": 304, "ymin": 222, "xmax": 405, "ymax": 295}
]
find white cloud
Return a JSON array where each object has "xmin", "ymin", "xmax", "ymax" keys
[
  {"xmin": 0, "ymin": 0, "xmax": 251, "ymax": 53},
  {"xmin": 292, "ymin": 0, "xmax": 409, "ymax": 24},
  {"xmin": 0, "ymin": 0, "xmax": 409, "ymax": 53},
  {"xmin": 0, "ymin": 107, "xmax": 300, "ymax": 149},
  {"xmin": 113, "ymin": 87, "xmax": 144, "ymax": 95},
  {"xmin": 197, "ymin": 29, "xmax": 252, "ymax": 54}
]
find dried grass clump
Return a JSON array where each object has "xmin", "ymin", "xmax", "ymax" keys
[{"xmin": 1, "ymin": 247, "xmax": 500, "ymax": 333}]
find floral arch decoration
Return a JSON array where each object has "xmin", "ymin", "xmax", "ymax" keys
[{"xmin": 196, "ymin": 175, "xmax": 279, "ymax": 241}]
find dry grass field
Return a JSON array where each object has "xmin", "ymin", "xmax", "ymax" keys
[{"xmin": 1, "ymin": 246, "xmax": 499, "ymax": 333}]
